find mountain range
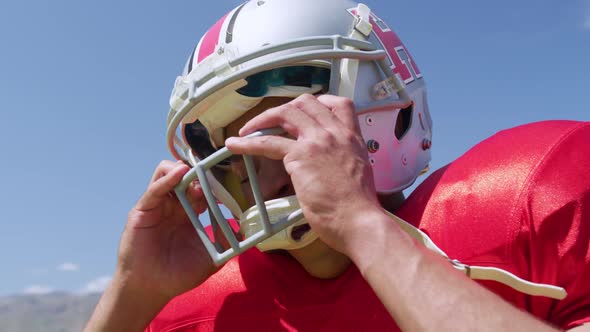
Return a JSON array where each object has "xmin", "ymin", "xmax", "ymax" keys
[{"xmin": 0, "ymin": 292, "xmax": 100, "ymax": 332}]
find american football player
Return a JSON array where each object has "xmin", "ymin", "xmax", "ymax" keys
[{"xmin": 85, "ymin": 0, "xmax": 590, "ymax": 330}]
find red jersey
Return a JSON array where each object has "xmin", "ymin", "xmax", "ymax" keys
[{"xmin": 148, "ymin": 120, "xmax": 590, "ymax": 331}]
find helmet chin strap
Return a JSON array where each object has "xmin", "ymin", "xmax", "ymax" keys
[
  {"xmin": 239, "ymin": 195, "xmax": 318, "ymax": 251},
  {"xmin": 221, "ymin": 166, "xmax": 317, "ymax": 251}
]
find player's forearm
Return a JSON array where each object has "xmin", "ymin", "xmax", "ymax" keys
[
  {"xmin": 84, "ymin": 270, "xmax": 169, "ymax": 332},
  {"xmin": 349, "ymin": 212, "xmax": 559, "ymax": 331}
]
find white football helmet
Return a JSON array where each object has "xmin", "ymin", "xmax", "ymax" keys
[{"xmin": 167, "ymin": 0, "xmax": 432, "ymax": 266}]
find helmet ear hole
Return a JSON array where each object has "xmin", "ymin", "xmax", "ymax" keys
[
  {"xmin": 395, "ymin": 105, "xmax": 413, "ymax": 140},
  {"xmin": 290, "ymin": 223, "xmax": 311, "ymax": 241}
]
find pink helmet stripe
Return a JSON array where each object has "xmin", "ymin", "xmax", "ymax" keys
[{"xmin": 197, "ymin": 13, "xmax": 230, "ymax": 63}]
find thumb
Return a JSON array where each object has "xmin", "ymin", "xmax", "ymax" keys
[{"xmin": 136, "ymin": 163, "xmax": 190, "ymax": 211}]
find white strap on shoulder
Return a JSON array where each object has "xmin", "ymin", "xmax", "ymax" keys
[
  {"xmin": 383, "ymin": 210, "xmax": 567, "ymax": 300},
  {"xmin": 451, "ymin": 261, "xmax": 567, "ymax": 300}
]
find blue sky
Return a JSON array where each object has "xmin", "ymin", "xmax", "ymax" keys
[{"xmin": 0, "ymin": 0, "xmax": 588, "ymax": 296}]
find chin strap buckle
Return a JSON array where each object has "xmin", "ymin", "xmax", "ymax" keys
[
  {"xmin": 353, "ymin": 4, "xmax": 373, "ymax": 37},
  {"xmin": 449, "ymin": 259, "xmax": 567, "ymax": 300}
]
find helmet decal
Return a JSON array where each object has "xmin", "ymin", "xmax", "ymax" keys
[
  {"xmin": 348, "ymin": 8, "xmax": 422, "ymax": 84},
  {"xmin": 196, "ymin": 12, "xmax": 230, "ymax": 65}
]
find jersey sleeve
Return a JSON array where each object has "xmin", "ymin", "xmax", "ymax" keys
[{"xmin": 524, "ymin": 122, "xmax": 590, "ymax": 329}]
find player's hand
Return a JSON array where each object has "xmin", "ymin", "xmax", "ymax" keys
[
  {"xmin": 225, "ymin": 94, "xmax": 384, "ymax": 256},
  {"xmin": 118, "ymin": 160, "xmax": 216, "ymax": 302}
]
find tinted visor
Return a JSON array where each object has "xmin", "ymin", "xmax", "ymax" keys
[{"xmin": 237, "ymin": 66, "xmax": 330, "ymax": 97}]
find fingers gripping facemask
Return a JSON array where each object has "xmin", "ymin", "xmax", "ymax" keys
[{"xmin": 175, "ymin": 128, "xmax": 317, "ymax": 267}]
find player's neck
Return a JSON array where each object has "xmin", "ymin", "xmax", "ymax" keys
[{"xmin": 288, "ymin": 192, "xmax": 406, "ymax": 279}]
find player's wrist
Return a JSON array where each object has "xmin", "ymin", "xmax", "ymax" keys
[
  {"xmin": 112, "ymin": 265, "xmax": 174, "ymax": 305},
  {"xmin": 84, "ymin": 270, "xmax": 170, "ymax": 332},
  {"xmin": 338, "ymin": 206, "xmax": 385, "ymax": 258},
  {"xmin": 115, "ymin": 268, "xmax": 172, "ymax": 307},
  {"xmin": 344, "ymin": 208, "xmax": 413, "ymax": 275}
]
